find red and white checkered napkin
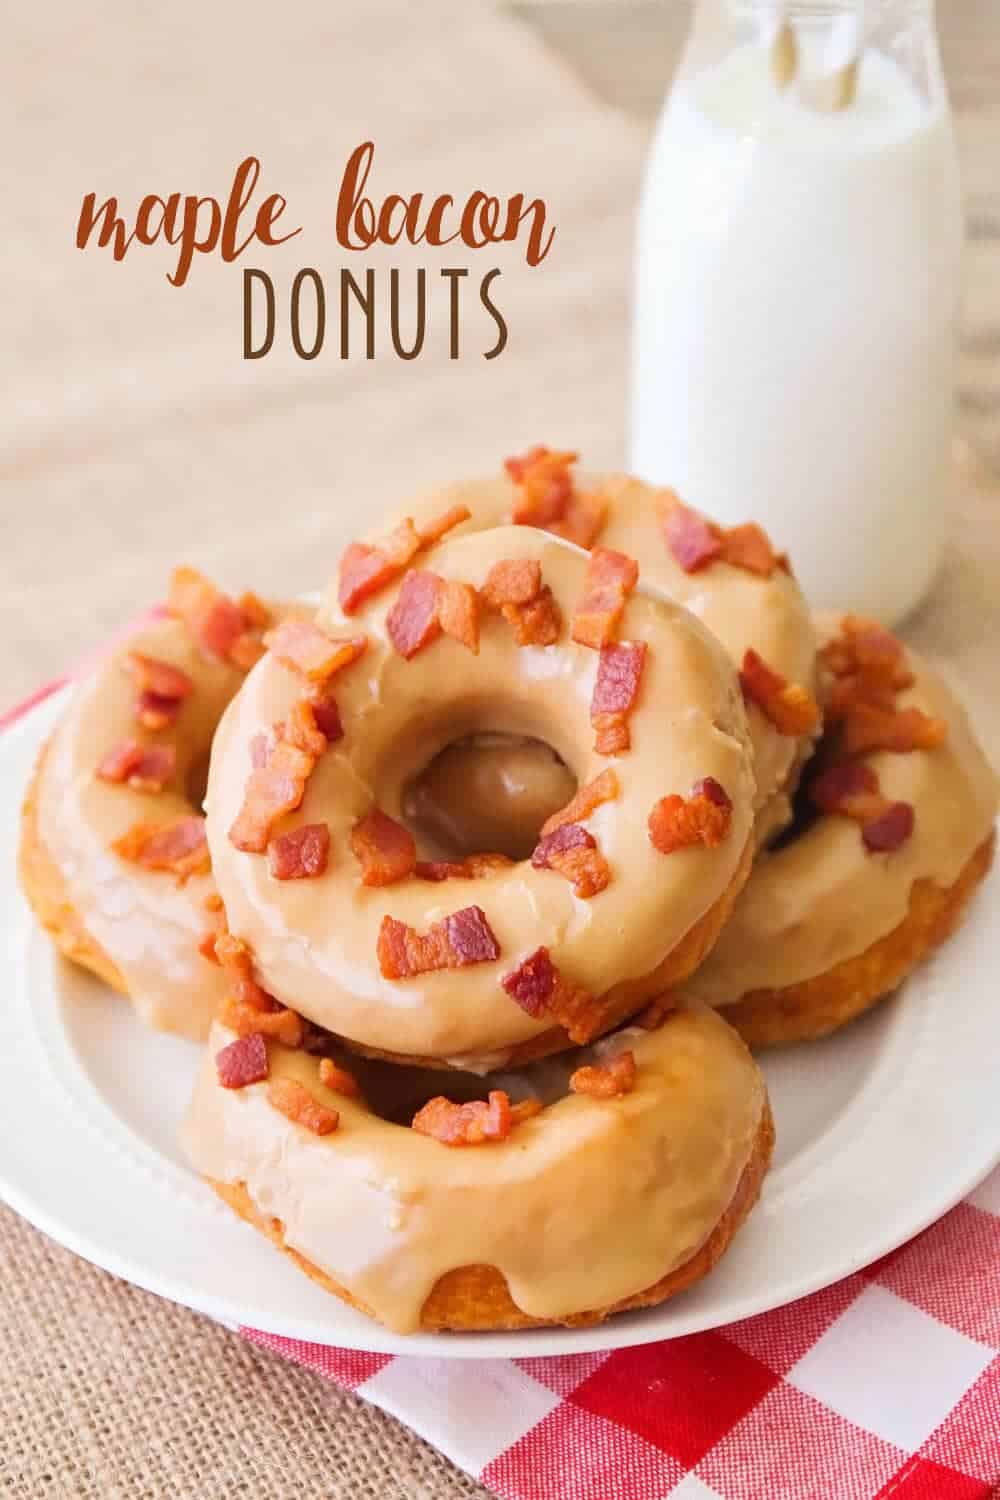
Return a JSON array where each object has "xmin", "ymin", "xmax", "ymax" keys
[{"xmin": 244, "ymin": 1165, "xmax": 1000, "ymax": 1500}]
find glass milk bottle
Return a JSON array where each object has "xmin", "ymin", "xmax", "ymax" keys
[{"xmin": 630, "ymin": 1, "xmax": 962, "ymax": 623}]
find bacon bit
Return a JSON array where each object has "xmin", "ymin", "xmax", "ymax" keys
[
  {"xmin": 437, "ymin": 579, "xmax": 481, "ymax": 654},
  {"xmin": 825, "ymin": 673, "xmax": 900, "ymax": 722},
  {"xmin": 309, "ymin": 689, "xmax": 344, "ymax": 744},
  {"xmin": 228, "ymin": 739, "xmax": 315, "ymax": 853},
  {"xmin": 718, "ymin": 523, "xmax": 782, "ymax": 577},
  {"xmin": 591, "ymin": 641, "xmax": 647, "ymax": 755},
  {"xmin": 204, "ymin": 890, "xmax": 224, "ymax": 913},
  {"xmin": 648, "ymin": 778, "xmax": 733, "ymax": 855},
  {"xmin": 570, "ymin": 1050, "xmax": 637, "ymax": 1099},
  {"xmin": 228, "ymin": 632, "xmax": 267, "ymax": 671},
  {"xmin": 377, "ymin": 905, "xmax": 500, "ymax": 979},
  {"xmin": 97, "ymin": 741, "xmax": 176, "ymax": 793},
  {"xmin": 663, "ymin": 500, "xmax": 722, "ymax": 573},
  {"xmin": 216, "ymin": 1033, "xmax": 269, "ymax": 1089},
  {"xmin": 220, "ymin": 994, "xmax": 304, "ymax": 1049},
  {"xmin": 740, "ymin": 649, "xmax": 820, "ymax": 737},
  {"xmin": 531, "ymin": 823, "xmax": 610, "ymax": 898},
  {"xmin": 571, "ymin": 548, "xmax": 639, "ymax": 650},
  {"xmin": 862, "ymin": 802, "xmax": 915, "ymax": 853},
  {"xmin": 636, "ymin": 996, "xmax": 675, "ymax": 1031},
  {"xmin": 318, "ymin": 1058, "xmax": 362, "ymax": 1098},
  {"xmin": 482, "ymin": 558, "xmax": 562, "ymax": 646},
  {"xmin": 411, "ymin": 1089, "xmax": 536, "ymax": 1146},
  {"xmin": 113, "ymin": 815, "xmax": 210, "ymax": 880},
  {"xmin": 236, "ymin": 591, "xmax": 272, "ymax": 630},
  {"xmin": 199, "ymin": 930, "xmax": 220, "ymax": 963},
  {"xmin": 267, "ymin": 1077, "xmax": 339, "ymax": 1135},
  {"xmin": 126, "ymin": 652, "xmax": 195, "ymax": 702},
  {"xmin": 809, "ymin": 761, "xmax": 883, "ymax": 820},
  {"xmin": 264, "ymin": 618, "xmax": 367, "ymax": 684},
  {"xmin": 500, "ymin": 946, "xmax": 600, "ymax": 1043},
  {"xmin": 501, "ymin": 946, "xmax": 558, "ymax": 1018},
  {"xmin": 198, "ymin": 596, "xmax": 247, "ymax": 659},
  {"xmin": 843, "ymin": 703, "xmax": 947, "ymax": 757},
  {"xmin": 283, "ymin": 698, "xmax": 329, "ymax": 758},
  {"xmin": 541, "ymin": 769, "xmax": 620, "ymax": 837},
  {"xmin": 386, "ymin": 570, "xmax": 443, "ymax": 658},
  {"xmin": 504, "ymin": 445, "xmax": 607, "ymax": 548},
  {"xmin": 167, "ymin": 567, "xmax": 268, "ymax": 666},
  {"xmin": 268, "ymin": 823, "xmax": 331, "ymax": 880},
  {"xmin": 214, "ymin": 931, "xmax": 273, "ymax": 1011},
  {"xmin": 337, "ymin": 507, "xmax": 470, "ymax": 615},
  {"xmin": 822, "ymin": 616, "xmax": 911, "ymax": 681},
  {"xmin": 134, "ymin": 691, "xmax": 183, "ymax": 731},
  {"xmin": 414, "ymin": 853, "xmax": 513, "ymax": 882},
  {"xmin": 350, "ymin": 808, "xmax": 417, "ymax": 886}
]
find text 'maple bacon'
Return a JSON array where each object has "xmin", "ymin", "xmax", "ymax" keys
[
  {"xmin": 268, "ymin": 822, "xmax": 331, "ymax": 880},
  {"xmin": 740, "ymin": 648, "xmax": 820, "ymax": 738},
  {"xmin": 570, "ymin": 1049, "xmax": 637, "ymax": 1099},
  {"xmin": 337, "ymin": 505, "xmax": 471, "ymax": 614},
  {"xmin": 648, "ymin": 777, "xmax": 733, "ymax": 856},
  {"xmin": 97, "ymin": 741, "xmax": 176, "ymax": 793},
  {"xmin": 377, "ymin": 905, "xmax": 500, "ymax": 980},
  {"xmin": 591, "ymin": 641, "xmax": 647, "ymax": 755},
  {"xmin": 113, "ymin": 814, "xmax": 210, "ymax": 881},
  {"xmin": 411, "ymin": 1090, "xmax": 541, "ymax": 1146},
  {"xmin": 350, "ymin": 807, "xmax": 417, "ymax": 886},
  {"xmin": 571, "ymin": 547, "xmax": 639, "ymax": 650},
  {"xmin": 216, "ymin": 1032, "xmax": 269, "ymax": 1090}
]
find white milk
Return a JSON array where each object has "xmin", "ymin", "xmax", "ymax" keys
[{"xmin": 630, "ymin": 42, "xmax": 962, "ymax": 622}]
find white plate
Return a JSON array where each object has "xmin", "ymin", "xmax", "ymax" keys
[{"xmin": 3, "ymin": 690, "xmax": 999, "ymax": 1359}]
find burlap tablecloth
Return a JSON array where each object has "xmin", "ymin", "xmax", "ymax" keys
[{"xmin": 2, "ymin": 2, "xmax": 997, "ymax": 1495}]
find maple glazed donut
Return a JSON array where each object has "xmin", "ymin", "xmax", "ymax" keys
[
  {"xmin": 205, "ymin": 523, "xmax": 756, "ymax": 1069},
  {"xmin": 183, "ymin": 1003, "xmax": 773, "ymax": 1333},
  {"xmin": 18, "ymin": 570, "xmax": 284, "ymax": 1040},
  {"xmin": 368, "ymin": 447, "xmax": 820, "ymax": 841},
  {"xmin": 683, "ymin": 616, "xmax": 998, "ymax": 1045}
]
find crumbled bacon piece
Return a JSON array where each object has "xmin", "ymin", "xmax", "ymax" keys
[
  {"xmin": 167, "ymin": 567, "xmax": 268, "ymax": 666},
  {"xmin": 648, "ymin": 778, "xmax": 733, "ymax": 855},
  {"xmin": 740, "ymin": 649, "xmax": 820, "ymax": 737},
  {"xmin": 808, "ymin": 761, "xmax": 883, "ymax": 820},
  {"xmin": 663, "ymin": 499, "xmax": 722, "ymax": 573},
  {"xmin": 337, "ymin": 506, "xmax": 471, "ymax": 614},
  {"xmin": 377, "ymin": 905, "xmax": 500, "ymax": 979},
  {"xmin": 531, "ymin": 823, "xmax": 610, "ymax": 898},
  {"xmin": 216, "ymin": 1032, "xmax": 269, "ymax": 1089},
  {"xmin": 437, "ymin": 579, "xmax": 481, "ymax": 654},
  {"xmin": 283, "ymin": 698, "xmax": 328, "ymax": 758},
  {"xmin": 571, "ymin": 547, "xmax": 639, "ymax": 650},
  {"xmin": 97, "ymin": 741, "xmax": 176, "ymax": 793},
  {"xmin": 309, "ymin": 688, "xmax": 344, "ymax": 744},
  {"xmin": 636, "ymin": 996, "xmax": 675, "ymax": 1031},
  {"xmin": 268, "ymin": 823, "xmax": 330, "ymax": 880},
  {"xmin": 591, "ymin": 641, "xmax": 647, "ymax": 754},
  {"xmin": 318, "ymin": 1058, "xmax": 362, "ymax": 1098},
  {"xmin": 500, "ymin": 946, "xmax": 600, "ymax": 1042},
  {"xmin": 199, "ymin": 929, "xmax": 221, "ymax": 963},
  {"xmin": 504, "ymin": 446, "xmax": 607, "ymax": 547},
  {"xmin": 214, "ymin": 931, "xmax": 273, "ymax": 1011},
  {"xmin": 414, "ymin": 853, "xmax": 513, "ymax": 882},
  {"xmin": 570, "ymin": 1050, "xmax": 636, "ymax": 1099},
  {"xmin": 204, "ymin": 890, "xmax": 224, "ymax": 913},
  {"xmin": 822, "ymin": 616, "xmax": 912, "ymax": 684},
  {"xmin": 220, "ymin": 994, "xmax": 304, "ymax": 1049},
  {"xmin": 862, "ymin": 802, "xmax": 915, "ymax": 853},
  {"xmin": 411, "ymin": 1089, "xmax": 537, "ymax": 1146},
  {"xmin": 134, "ymin": 691, "xmax": 185, "ymax": 731},
  {"xmin": 386, "ymin": 570, "xmax": 443, "ymax": 658},
  {"xmin": 228, "ymin": 739, "xmax": 315, "ymax": 853},
  {"xmin": 350, "ymin": 808, "xmax": 417, "ymax": 886},
  {"xmin": 718, "ymin": 523, "xmax": 782, "ymax": 577},
  {"xmin": 126, "ymin": 652, "xmax": 195, "ymax": 702},
  {"xmin": 267, "ymin": 1077, "xmax": 339, "ymax": 1135},
  {"xmin": 843, "ymin": 703, "xmax": 947, "ymax": 757},
  {"xmin": 540, "ymin": 769, "xmax": 619, "ymax": 837},
  {"xmin": 113, "ymin": 815, "xmax": 210, "ymax": 880},
  {"xmin": 264, "ymin": 618, "xmax": 367, "ymax": 684},
  {"xmin": 481, "ymin": 558, "xmax": 561, "ymax": 646}
]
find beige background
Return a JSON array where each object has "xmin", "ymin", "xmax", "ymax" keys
[{"xmin": 2, "ymin": 3, "xmax": 998, "ymax": 1496}]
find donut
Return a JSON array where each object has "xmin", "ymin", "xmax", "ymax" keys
[
  {"xmin": 361, "ymin": 447, "xmax": 820, "ymax": 841},
  {"xmin": 18, "ymin": 570, "xmax": 288, "ymax": 1040},
  {"xmin": 205, "ymin": 524, "xmax": 756, "ymax": 1070},
  {"xmin": 683, "ymin": 615, "xmax": 998, "ymax": 1045},
  {"xmin": 182, "ymin": 1003, "xmax": 773, "ymax": 1333}
]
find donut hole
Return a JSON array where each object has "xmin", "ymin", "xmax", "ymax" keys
[{"xmin": 401, "ymin": 733, "xmax": 577, "ymax": 862}]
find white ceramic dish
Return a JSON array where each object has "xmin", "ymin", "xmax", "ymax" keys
[{"xmin": 3, "ymin": 690, "xmax": 999, "ymax": 1358}]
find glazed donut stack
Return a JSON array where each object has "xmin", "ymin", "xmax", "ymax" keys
[{"xmin": 19, "ymin": 447, "xmax": 996, "ymax": 1334}]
